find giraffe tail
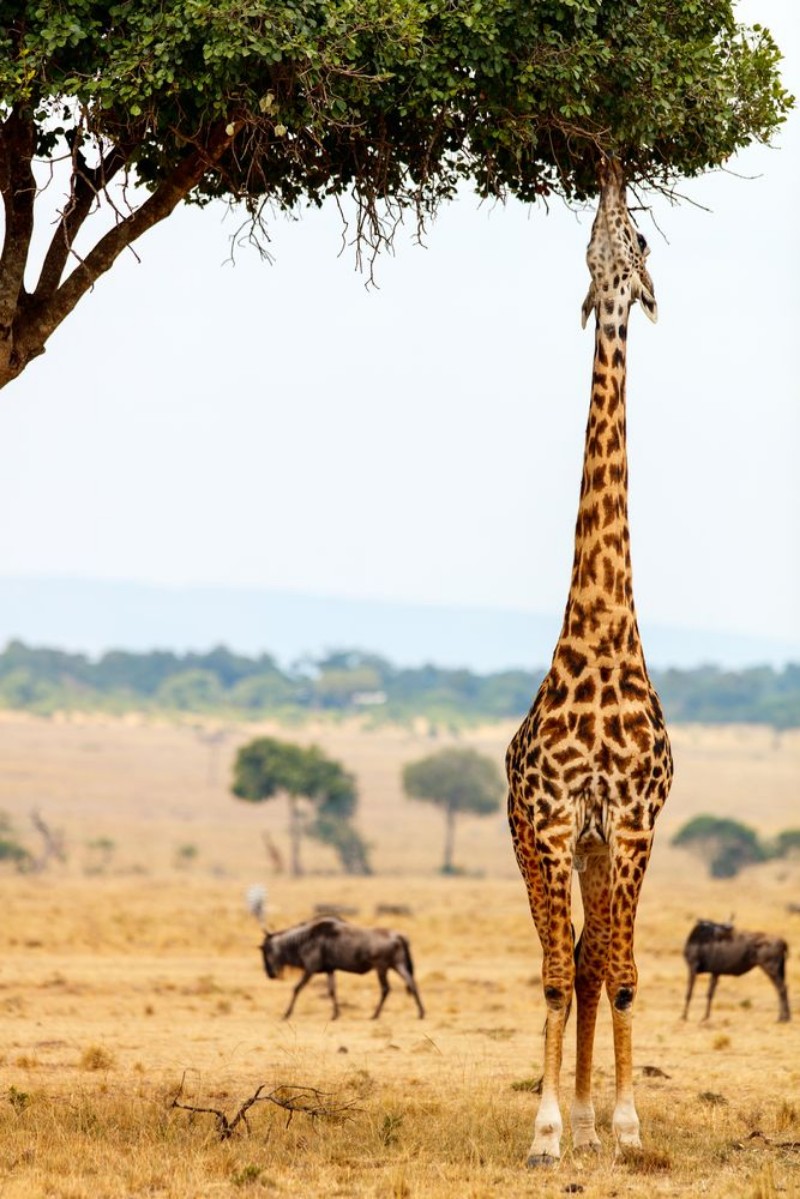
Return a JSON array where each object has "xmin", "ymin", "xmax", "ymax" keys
[{"xmin": 566, "ymin": 922, "xmax": 579, "ymax": 1025}]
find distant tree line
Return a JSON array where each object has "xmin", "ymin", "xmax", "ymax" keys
[{"xmin": 0, "ymin": 641, "xmax": 798, "ymax": 728}]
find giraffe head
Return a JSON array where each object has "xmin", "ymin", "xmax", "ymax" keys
[{"xmin": 581, "ymin": 158, "xmax": 657, "ymax": 330}]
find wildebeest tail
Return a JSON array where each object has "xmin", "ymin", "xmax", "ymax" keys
[{"xmin": 399, "ymin": 935, "xmax": 415, "ymax": 984}]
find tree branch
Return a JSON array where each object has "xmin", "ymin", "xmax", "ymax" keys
[
  {"xmin": 17, "ymin": 119, "xmax": 243, "ymax": 364},
  {"xmin": 33, "ymin": 142, "xmax": 131, "ymax": 302}
]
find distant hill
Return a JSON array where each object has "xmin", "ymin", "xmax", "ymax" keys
[{"xmin": 0, "ymin": 576, "xmax": 798, "ymax": 672}]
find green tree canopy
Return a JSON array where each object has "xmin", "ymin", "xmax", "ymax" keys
[
  {"xmin": 671, "ymin": 814, "xmax": 767, "ymax": 879},
  {"xmin": 770, "ymin": 829, "xmax": 800, "ymax": 860},
  {"xmin": 0, "ymin": 810, "xmax": 32, "ymax": 872},
  {"xmin": 231, "ymin": 735, "xmax": 369, "ymax": 874},
  {"xmin": 402, "ymin": 746, "xmax": 504, "ymax": 873},
  {"xmin": 231, "ymin": 737, "xmax": 310, "ymax": 876},
  {"xmin": 1, "ymin": 1, "xmax": 791, "ymax": 388},
  {"xmin": 156, "ymin": 669, "xmax": 223, "ymax": 711}
]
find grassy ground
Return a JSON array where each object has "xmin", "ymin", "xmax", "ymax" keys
[{"xmin": 0, "ymin": 714, "xmax": 798, "ymax": 1197}]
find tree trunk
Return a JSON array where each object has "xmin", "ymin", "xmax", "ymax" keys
[
  {"xmin": 288, "ymin": 795, "xmax": 304, "ymax": 878},
  {"xmin": 442, "ymin": 804, "xmax": 457, "ymax": 874}
]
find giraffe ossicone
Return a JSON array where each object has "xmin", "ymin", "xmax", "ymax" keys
[{"xmin": 507, "ymin": 155, "xmax": 673, "ymax": 1166}]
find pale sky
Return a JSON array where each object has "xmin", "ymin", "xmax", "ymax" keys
[{"xmin": 0, "ymin": 0, "xmax": 797, "ymax": 654}]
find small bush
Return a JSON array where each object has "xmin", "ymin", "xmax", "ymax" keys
[
  {"xmin": 8, "ymin": 1085, "xmax": 30, "ymax": 1113},
  {"xmin": 0, "ymin": 837, "xmax": 32, "ymax": 871},
  {"xmin": 80, "ymin": 1045, "xmax": 115, "ymax": 1071}
]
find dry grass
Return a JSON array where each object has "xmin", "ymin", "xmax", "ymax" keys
[{"xmin": 0, "ymin": 713, "xmax": 799, "ymax": 1197}]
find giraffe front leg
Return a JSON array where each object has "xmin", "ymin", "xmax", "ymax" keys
[
  {"xmin": 610, "ymin": 998, "xmax": 640, "ymax": 1150},
  {"xmin": 607, "ymin": 832, "xmax": 653, "ymax": 1152},
  {"xmin": 532, "ymin": 1000, "xmax": 567, "ymax": 1165}
]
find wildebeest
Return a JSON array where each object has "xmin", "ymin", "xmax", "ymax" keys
[
  {"xmin": 259, "ymin": 916, "xmax": 425, "ymax": 1020},
  {"xmin": 682, "ymin": 919, "xmax": 790, "ymax": 1022}
]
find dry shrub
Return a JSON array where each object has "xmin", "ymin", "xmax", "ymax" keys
[
  {"xmin": 13, "ymin": 1054, "xmax": 39, "ymax": 1069},
  {"xmin": 749, "ymin": 1163, "xmax": 779, "ymax": 1199},
  {"xmin": 621, "ymin": 1146, "xmax": 674, "ymax": 1174},
  {"xmin": 773, "ymin": 1100, "xmax": 799, "ymax": 1132},
  {"xmin": 79, "ymin": 1045, "xmax": 115, "ymax": 1071}
]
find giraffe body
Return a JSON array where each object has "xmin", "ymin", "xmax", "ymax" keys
[{"xmin": 507, "ymin": 159, "xmax": 673, "ymax": 1164}]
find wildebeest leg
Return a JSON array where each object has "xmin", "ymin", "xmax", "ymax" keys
[
  {"xmin": 372, "ymin": 967, "xmax": 390, "ymax": 1019},
  {"xmin": 283, "ymin": 970, "xmax": 313, "ymax": 1019},
  {"xmin": 326, "ymin": 971, "xmax": 340, "ymax": 1020},
  {"xmin": 702, "ymin": 974, "xmax": 719, "ymax": 1021},
  {"xmin": 682, "ymin": 966, "xmax": 697, "ymax": 1020},
  {"xmin": 393, "ymin": 961, "xmax": 425, "ymax": 1019},
  {"xmin": 571, "ymin": 854, "xmax": 609, "ymax": 1152},
  {"xmin": 759, "ymin": 962, "xmax": 791, "ymax": 1023}
]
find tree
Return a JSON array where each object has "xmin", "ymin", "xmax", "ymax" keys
[
  {"xmin": 1, "ymin": 2, "xmax": 791, "ymax": 390},
  {"xmin": 297, "ymin": 743, "xmax": 372, "ymax": 874},
  {"xmin": 232, "ymin": 737, "xmax": 309, "ymax": 876},
  {"xmin": 0, "ymin": 837, "xmax": 31, "ymax": 871},
  {"xmin": 402, "ymin": 747, "xmax": 504, "ymax": 874},
  {"xmin": 671, "ymin": 815, "xmax": 767, "ymax": 879},
  {"xmin": 228, "ymin": 673, "xmax": 296, "ymax": 712},
  {"xmin": 231, "ymin": 736, "xmax": 369, "ymax": 875},
  {"xmin": 156, "ymin": 669, "xmax": 223, "ymax": 711},
  {"xmin": 0, "ymin": 809, "xmax": 32, "ymax": 872},
  {"xmin": 769, "ymin": 829, "xmax": 800, "ymax": 860}
]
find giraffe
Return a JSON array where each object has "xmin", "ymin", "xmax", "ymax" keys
[{"xmin": 506, "ymin": 157, "xmax": 673, "ymax": 1166}]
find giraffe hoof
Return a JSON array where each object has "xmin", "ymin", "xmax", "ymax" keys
[{"xmin": 526, "ymin": 1153, "xmax": 560, "ymax": 1169}]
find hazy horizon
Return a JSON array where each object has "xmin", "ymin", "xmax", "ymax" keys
[{"xmin": 1, "ymin": 575, "xmax": 797, "ymax": 673}]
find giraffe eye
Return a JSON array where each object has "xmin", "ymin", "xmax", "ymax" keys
[{"xmin": 636, "ymin": 232, "xmax": 648, "ymax": 253}]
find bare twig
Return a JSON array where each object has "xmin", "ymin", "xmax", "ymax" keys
[{"xmin": 169, "ymin": 1074, "xmax": 360, "ymax": 1140}]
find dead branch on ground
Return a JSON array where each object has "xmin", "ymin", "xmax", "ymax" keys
[{"xmin": 169, "ymin": 1075, "xmax": 360, "ymax": 1140}]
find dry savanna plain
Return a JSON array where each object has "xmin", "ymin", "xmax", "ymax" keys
[{"xmin": 0, "ymin": 711, "xmax": 799, "ymax": 1198}]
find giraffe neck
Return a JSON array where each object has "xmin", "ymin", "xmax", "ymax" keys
[{"xmin": 554, "ymin": 315, "xmax": 644, "ymax": 671}]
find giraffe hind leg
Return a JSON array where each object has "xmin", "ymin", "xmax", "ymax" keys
[
  {"xmin": 606, "ymin": 831, "xmax": 654, "ymax": 1151},
  {"xmin": 510, "ymin": 804, "xmax": 575, "ymax": 1165},
  {"xmin": 571, "ymin": 852, "xmax": 610, "ymax": 1152}
]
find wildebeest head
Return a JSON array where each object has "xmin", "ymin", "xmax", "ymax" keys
[
  {"xmin": 260, "ymin": 933, "xmax": 281, "ymax": 979},
  {"xmin": 687, "ymin": 919, "xmax": 734, "ymax": 946}
]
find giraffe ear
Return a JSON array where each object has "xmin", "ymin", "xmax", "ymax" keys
[
  {"xmin": 634, "ymin": 279, "xmax": 658, "ymax": 324},
  {"xmin": 580, "ymin": 283, "xmax": 596, "ymax": 329}
]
